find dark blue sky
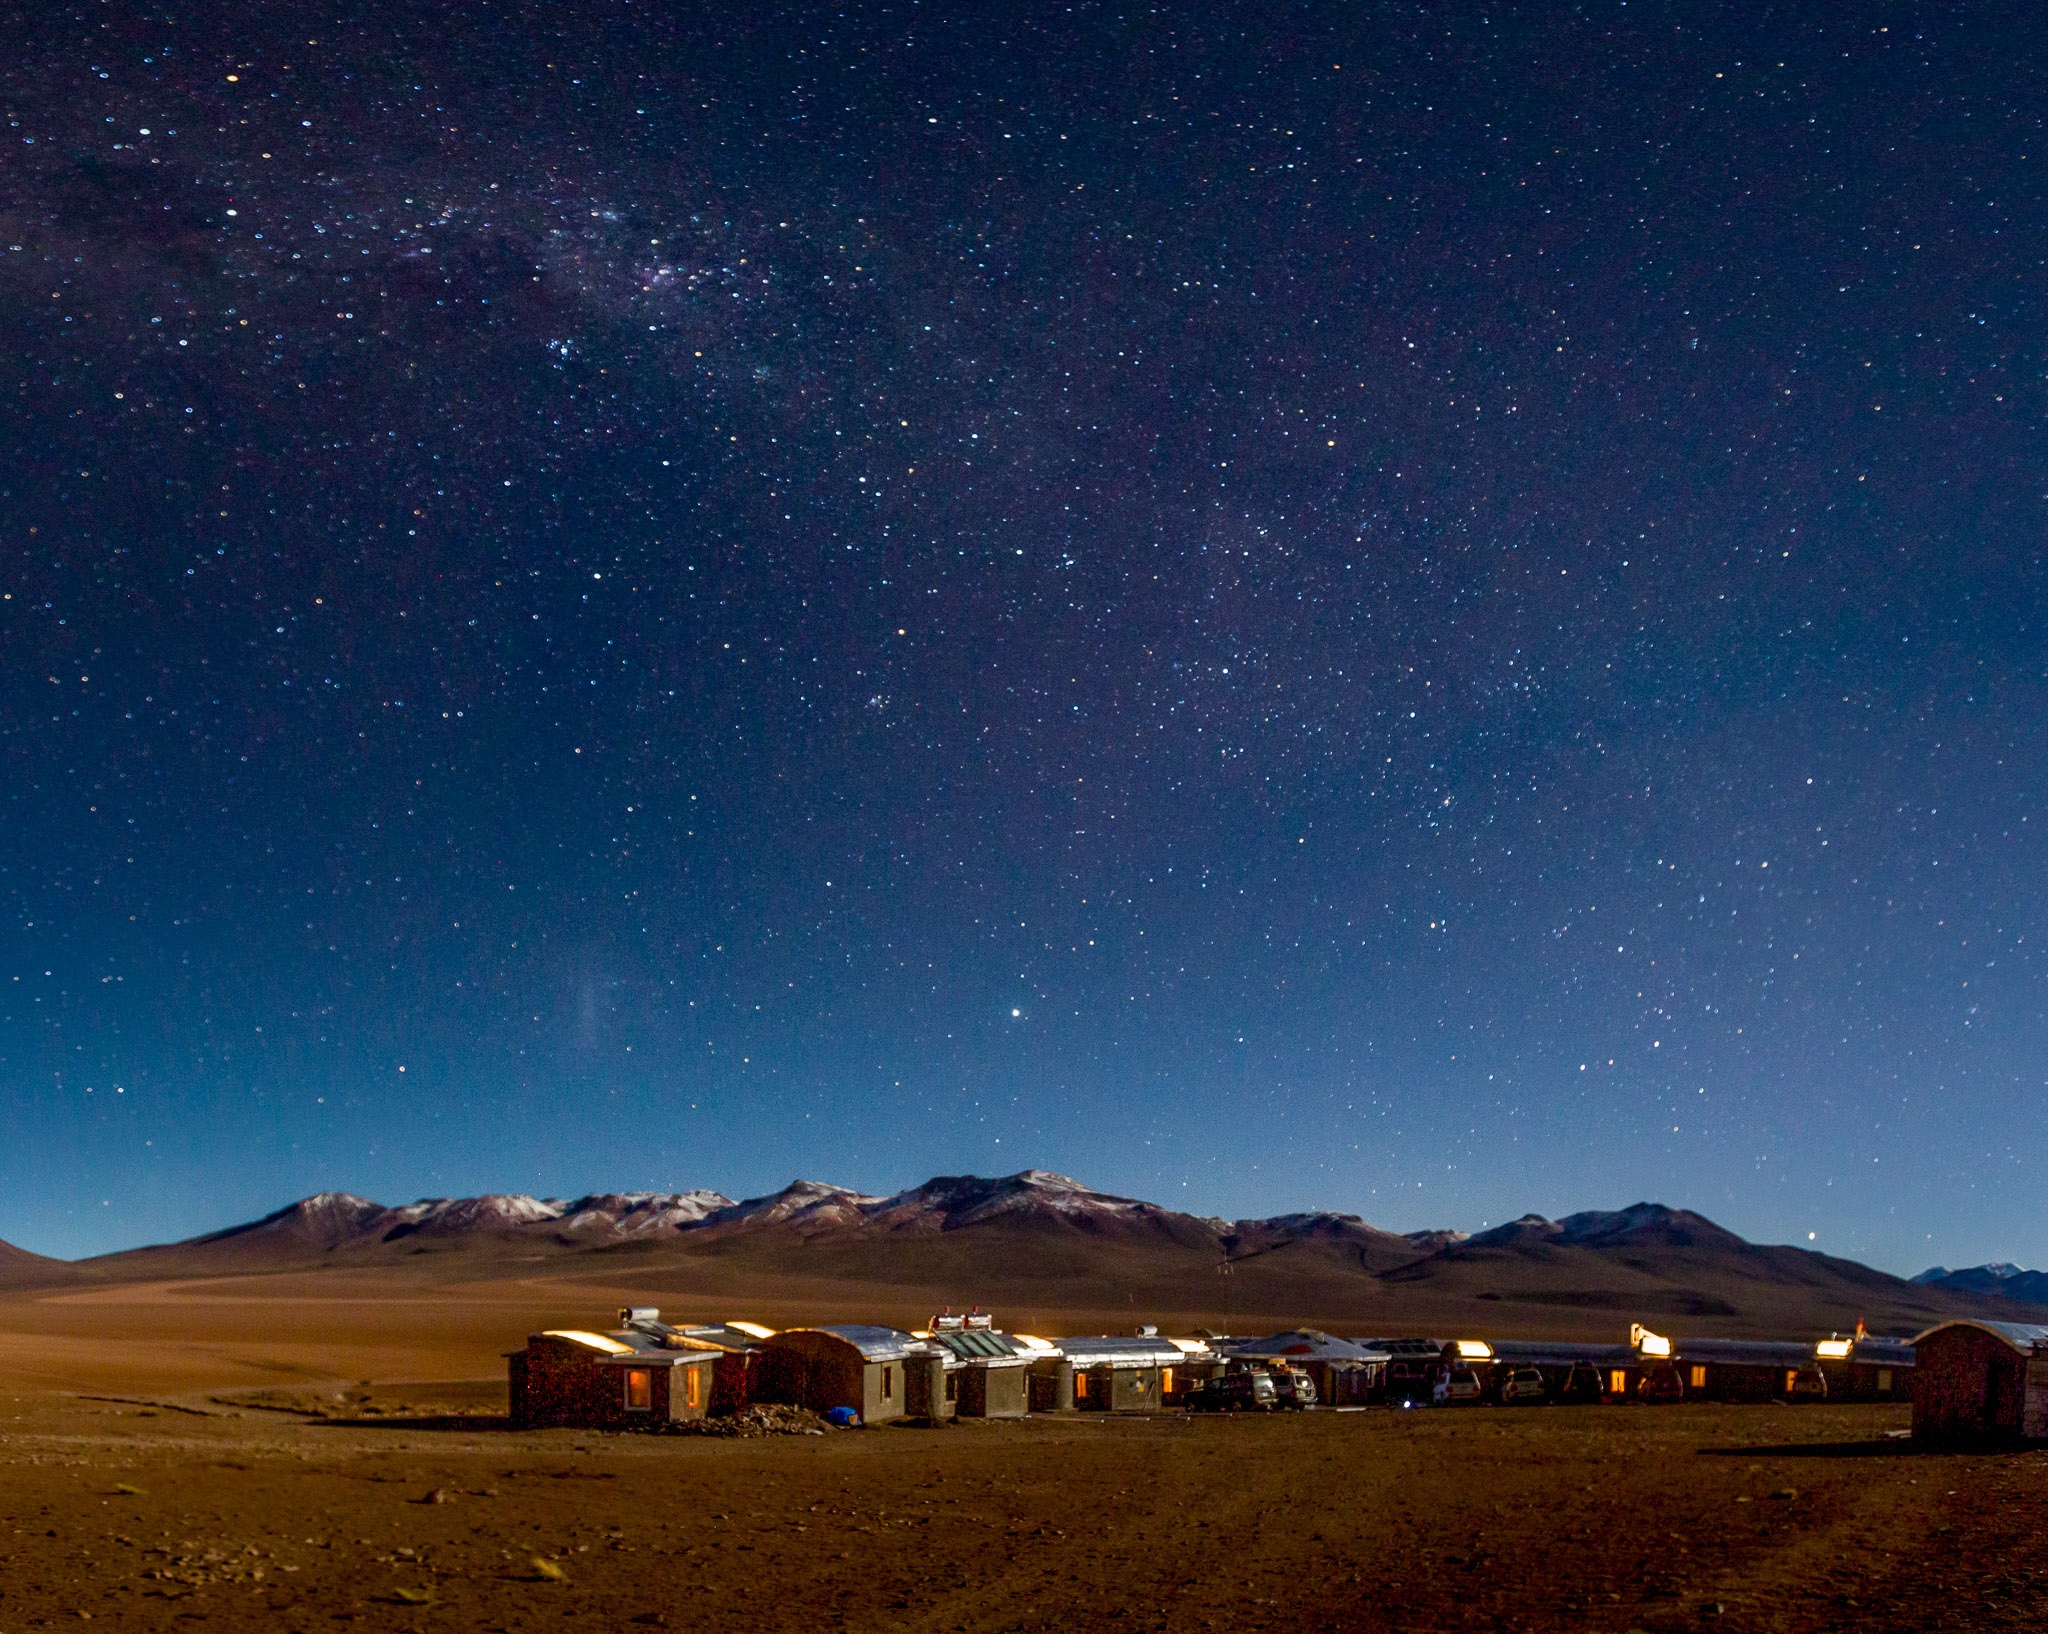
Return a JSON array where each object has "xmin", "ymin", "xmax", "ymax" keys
[{"xmin": 1, "ymin": 0, "xmax": 2040, "ymax": 1267}]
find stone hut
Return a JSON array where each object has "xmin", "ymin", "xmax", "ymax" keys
[
  {"xmin": 1912, "ymin": 1320, "xmax": 2048, "ymax": 1442},
  {"xmin": 667, "ymin": 1320, "xmax": 778, "ymax": 1415},
  {"xmin": 925, "ymin": 1315, "xmax": 1036, "ymax": 1418},
  {"xmin": 1653, "ymin": 1335, "xmax": 1829, "ymax": 1403},
  {"xmin": 508, "ymin": 1318, "xmax": 718, "ymax": 1430},
  {"xmin": 1054, "ymin": 1334, "xmax": 1193, "ymax": 1412},
  {"xmin": 1814, "ymin": 1334, "xmax": 1913, "ymax": 1403},
  {"xmin": 757, "ymin": 1325, "xmax": 928, "ymax": 1424}
]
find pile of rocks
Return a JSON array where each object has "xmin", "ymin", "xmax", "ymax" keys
[{"xmin": 666, "ymin": 1403, "xmax": 832, "ymax": 1437}]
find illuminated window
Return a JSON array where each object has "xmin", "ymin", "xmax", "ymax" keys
[
  {"xmin": 1609, "ymin": 1370, "xmax": 1627, "ymax": 1396},
  {"xmin": 624, "ymin": 1369, "xmax": 652, "ymax": 1411},
  {"xmin": 1785, "ymin": 1371, "xmax": 1798, "ymax": 1393},
  {"xmin": 685, "ymin": 1366, "xmax": 701, "ymax": 1409},
  {"xmin": 1877, "ymin": 1369, "xmax": 1893, "ymax": 1393},
  {"xmin": 1690, "ymin": 1366, "xmax": 1707, "ymax": 1390},
  {"xmin": 882, "ymin": 1366, "xmax": 894, "ymax": 1400},
  {"xmin": 1075, "ymin": 1373, "xmax": 1090, "ymax": 1400},
  {"xmin": 1162, "ymin": 1367, "xmax": 1175, "ymax": 1395}
]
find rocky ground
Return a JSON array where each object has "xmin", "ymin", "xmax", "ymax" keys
[{"xmin": 2, "ymin": 1385, "xmax": 2044, "ymax": 1632}]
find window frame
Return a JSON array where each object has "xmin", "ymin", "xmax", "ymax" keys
[{"xmin": 623, "ymin": 1368, "xmax": 653, "ymax": 1412}]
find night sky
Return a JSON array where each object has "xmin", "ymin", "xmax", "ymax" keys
[{"xmin": 1, "ymin": 1, "xmax": 2040, "ymax": 1268}]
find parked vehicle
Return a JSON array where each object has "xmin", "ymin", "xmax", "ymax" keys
[
  {"xmin": 1386, "ymin": 1361, "xmax": 1436, "ymax": 1407},
  {"xmin": 1557, "ymin": 1364, "xmax": 1608, "ymax": 1404},
  {"xmin": 1636, "ymin": 1363, "xmax": 1686, "ymax": 1404},
  {"xmin": 1499, "ymin": 1367, "xmax": 1549, "ymax": 1404},
  {"xmin": 1784, "ymin": 1365, "xmax": 1829, "ymax": 1402},
  {"xmin": 1185, "ymin": 1371, "xmax": 1278, "ymax": 1412},
  {"xmin": 1268, "ymin": 1366, "xmax": 1318, "ymax": 1410},
  {"xmin": 1432, "ymin": 1367, "xmax": 1484, "ymax": 1406}
]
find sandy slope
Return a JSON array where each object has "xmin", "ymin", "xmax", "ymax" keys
[{"xmin": 0, "ymin": 1256, "xmax": 2009, "ymax": 1406}]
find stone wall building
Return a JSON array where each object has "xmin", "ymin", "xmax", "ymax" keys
[
  {"xmin": 1912, "ymin": 1320, "xmax": 2048, "ymax": 1442},
  {"xmin": 757, "ymin": 1325, "xmax": 928, "ymax": 1424},
  {"xmin": 508, "ymin": 1324, "xmax": 718, "ymax": 1430}
]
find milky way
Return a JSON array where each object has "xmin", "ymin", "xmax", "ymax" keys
[{"xmin": 0, "ymin": 0, "xmax": 2040, "ymax": 1265}]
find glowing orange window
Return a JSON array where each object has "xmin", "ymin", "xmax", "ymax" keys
[
  {"xmin": 1690, "ymin": 1366, "xmax": 1707, "ymax": 1390},
  {"xmin": 685, "ymin": 1366, "xmax": 702, "ymax": 1409},
  {"xmin": 624, "ymin": 1369, "xmax": 652, "ymax": 1411}
]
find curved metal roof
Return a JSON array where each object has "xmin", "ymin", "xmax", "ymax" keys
[
  {"xmin": 1911, "ymin": 1318, "xmax": 2048, "ymax": 1353},
  {"xmin": 776, "ymin": 1324, "xmax": 924, "ymax": 1362},
  {"xmin": 1056, "ymin": 1336, "xmax": 1190, "ymax": 1368}
]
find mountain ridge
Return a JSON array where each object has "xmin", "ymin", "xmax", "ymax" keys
[
  {"xmin": 1913, "ymin": 1262, "xmax": 2048, "ymax": 1305},
  {"xmin": 40, "ymin": 1176, "xmax": 2021, "ymax": 1290},
  {"xmin": 5, "ymin": 1176, "xmax": 2039, "ymax": 1339}
]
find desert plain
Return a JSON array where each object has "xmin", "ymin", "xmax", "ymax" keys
[{"xmin": 1, "ymin": 1262, "xmax": 2044, "ymax": 1634}]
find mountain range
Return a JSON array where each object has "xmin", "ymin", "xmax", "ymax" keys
[
  {"xmin": 70, "ymin": 1170, "xmax": 1459, "ymax": 1267},
  {"xmin": 1913, "ymin": 1262, "xmax": 2048, "ymax": 1305},
  {"xmin": 0, "ymin": 1170, "xmax": 2036, "ymax": 1338}
]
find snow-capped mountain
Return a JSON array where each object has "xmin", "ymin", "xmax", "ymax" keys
[
  {"xmin": 856, "ymin": 1171, "xmax": 1213, "ymax": 1240},
  {"xmin": 1913, "ymin": 1262, "xmax": 2025, "ymax": 1284},
  {"xmin": 27, "ymin": 1175, "xmax": 2043, "ymax": 1336},
  {"xmin": 85, "ymin": 1176, "xmax": 1992, "ymax": 1330},
  {"xmin": 22, "ymin": 1176, "xmax": 2046, "ymax": 1338},
  {"xmin": 104, "ymin": 1171, "xmax": 1463, "ymax": 1263},
  {"xmin": 151, "ymin": 1188, "xmax": 737, "ymax": 1257},
  {"xmin": 187, "ymin": 1191, "xmax": 389, "ymax": 1253},
  {"xmin": 1913, "ymin": 1262, "xmax": 2048, "ymax": 1303},
  {"xmin": 377, "ymin": 1194, "xmax": 567, "ymax": 1238},
  {"xmin": 680, "ymin": 1170, "xmax": 1223, "ymax": 1244},
  {"xmin": 696, "ymin": 1180, "xmax": 886, "ymax": 1236},
  {"xmin": 1398, "ymin": 1228, "xmax": 1474, "ymax": 1253},
  {"xmin": 553, "ymin": 1192, "xmax": 736, "ymax": 1234}
]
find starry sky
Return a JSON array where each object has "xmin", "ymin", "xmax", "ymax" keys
[{"xmin": 0, "ymin": 0, "xmax": 2040, "ymax": 1268}]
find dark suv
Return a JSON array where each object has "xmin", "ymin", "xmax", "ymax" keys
[{"xmin": 1185, "ymin": 1372, "xmax": 1278, "ymax": 1412}]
